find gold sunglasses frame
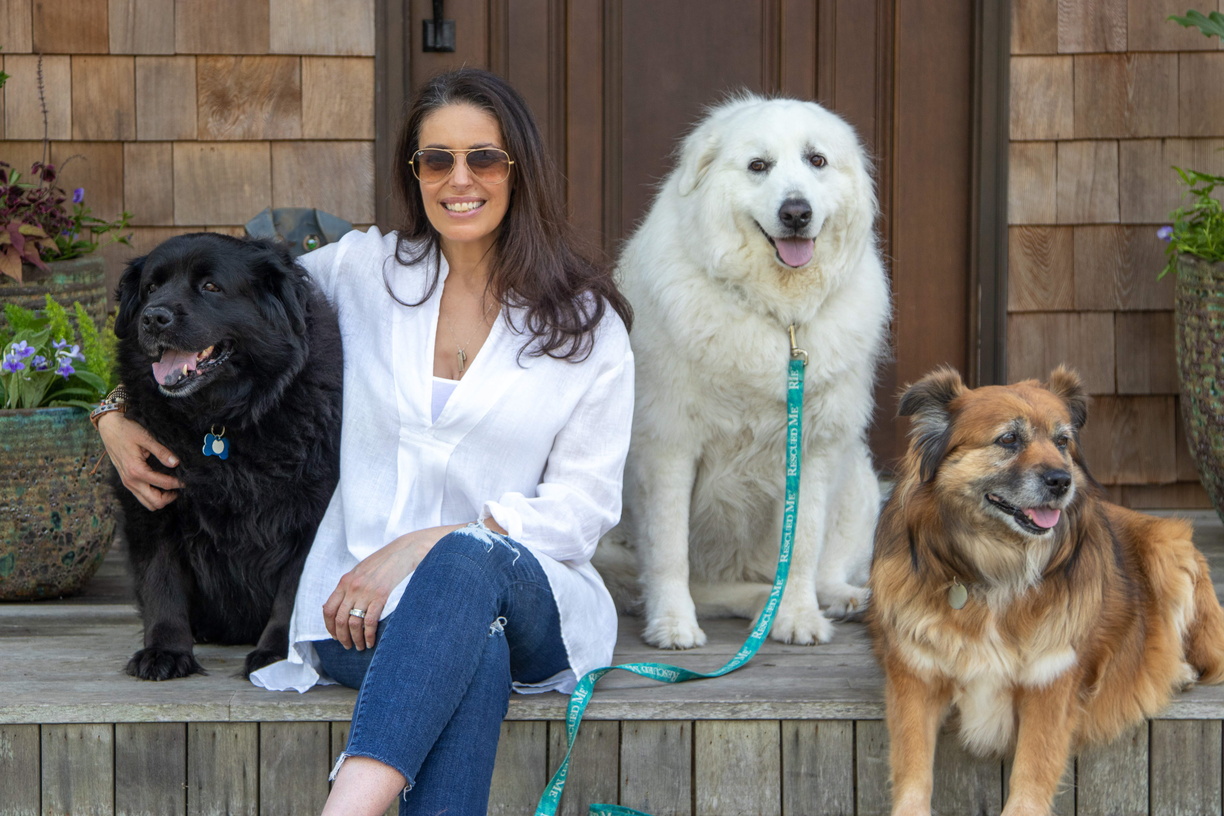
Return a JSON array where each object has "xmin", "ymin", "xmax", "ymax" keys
[{"xmin": 409, "ymin": 148, "xmax": 515, "ymax": 184}]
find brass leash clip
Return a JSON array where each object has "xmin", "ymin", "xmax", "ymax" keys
[{"xmin": 788, "ymin": 323, "xmax": 808, "ymax": 367}]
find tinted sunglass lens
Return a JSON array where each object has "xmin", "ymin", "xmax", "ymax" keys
[
  {"xmin": 419, "ymin": 150, "xmax": 455, "ymax": 180},
  {"xmin": 467, "ymin": 150, "xmax": 506, "ymax": 172}
]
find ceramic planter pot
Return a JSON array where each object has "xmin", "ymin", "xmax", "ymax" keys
[
  {"xmin": 0, "ymin": 406, "xmax": 116, "ymax": 600},
  {"xmin": 1174, "ymin": 253, "xmax": 1224, "ymax": 524},
  {"xmin": 0, "ymin": 254, "xmax": 108, "ymax": 328}
]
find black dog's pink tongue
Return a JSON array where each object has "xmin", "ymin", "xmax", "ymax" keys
[
  {"xmin": 152, "ymin": 350, "xmax": 198, "ymax": 386},
  {"xmin": 775, "ymin": 237, "xmax": 815, "ymax": 268}
]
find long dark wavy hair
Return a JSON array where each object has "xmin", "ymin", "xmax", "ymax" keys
[{"xmin": 390, "ymin": 68, "xmax": 632, "ymax": 359}]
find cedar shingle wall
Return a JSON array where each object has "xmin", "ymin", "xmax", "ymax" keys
[
  {"xmin": 4, "ymin": 1, "xmax": 1218, "ymax": 501},
  {"xmin": 0, "ymin": 0, "xmax": 375, "ymax": 297},
  {"xmin": 1009, "ymin": 0, "xmax": 1223, "ymax": 506}
]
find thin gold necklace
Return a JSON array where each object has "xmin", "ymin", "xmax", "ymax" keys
[{"xmin": 445, "ymin": 296, "xmax": 495, "ymax": 377}]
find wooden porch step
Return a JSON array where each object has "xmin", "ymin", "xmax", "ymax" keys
[
  {"xmin": 3, "ymin": 510, "xmax": 1224, "ymax": 815},
  {"xmin": 0, "ymin": 566, "xmax": 887, "ymax": 725},
  {"xmin": 4, "ymin": 510, "xmax": 1224, "ymax": 725}
]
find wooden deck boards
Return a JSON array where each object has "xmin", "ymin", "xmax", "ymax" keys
[
  {"xmin": 4, "ymin": 511, "xmax": 1224, "ymax": 815},
  {"xmin": 0, "ymin": 562, "xmax": 888, "ymax": 725},
  {"xmin": 3, "ymin": 510, "xmax": 1224, "ymax": 725}
]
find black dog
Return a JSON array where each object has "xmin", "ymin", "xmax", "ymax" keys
[{"xmin": 113, "ymin": 233, "xmax": 342, "ymax": 680}]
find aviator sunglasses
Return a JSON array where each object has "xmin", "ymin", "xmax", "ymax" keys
[{"xmin": 410, "ymin": 147, "xmax": 514, "ymax": 185}]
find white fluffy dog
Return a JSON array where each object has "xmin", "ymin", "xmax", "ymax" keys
[{"xmin": 598, "ymin": 95, "xmax": 891, "ymax": 649}]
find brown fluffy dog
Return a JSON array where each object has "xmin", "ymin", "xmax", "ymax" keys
[{"xmin": 869, "ymin": 366, "xmax": 1224, "ymax": 816}]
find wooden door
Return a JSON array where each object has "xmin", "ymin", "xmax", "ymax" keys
[{"xmin": 375, "ymin": 0, "xmax": 986, "ymax": 469}]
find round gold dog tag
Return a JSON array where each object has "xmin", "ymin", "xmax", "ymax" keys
[{"xmin": 948, "ymin": 580, "xmax": 968, "ymax": 610}]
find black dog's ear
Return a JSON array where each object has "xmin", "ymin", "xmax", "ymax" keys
[
  {"xmin": 1047, "ymin": 365, "xmax": 1088, "ymax": 432},
  {"xmin": 898, "ymin": 366, "xmax": 966, "ymax": 483},
  {"xmin": 253, "ymin": 240, "xmax": 310, "ymax": 336},
  {"xmin": 113, "ymin": 255, "xmax": 147, "ymax": 340}
]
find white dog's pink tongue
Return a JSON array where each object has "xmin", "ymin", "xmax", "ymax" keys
[
  {"xmin": 152, "ymin": 350, "xmax": 199, "ymax": 386},
  {"xmin": 775, "ymin": 237, "xmax": 815, "ymax": 268},
  {"xmin": 1024, "ymin": 507, "xmax": 1061, "ymax": 529}
]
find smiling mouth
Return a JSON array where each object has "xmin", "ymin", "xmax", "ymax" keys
[
  {"xmin": 755, "ymin": 222, "xmax": 815, "ymax": 268},
  {"xmin": 151, "ymin": 341, "xmax": 234, "ymax": 396},
  {"xmin": 985, "ymin": 493, "xmax": 1062, "ymax": 535},
  {"xmin": 443, "ymin": 200, "xmax": 485, "ymax": 213}
]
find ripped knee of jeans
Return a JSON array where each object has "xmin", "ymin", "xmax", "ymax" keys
[
  {"xmin": 488, "ymin": 616, "xmax": 508, "ymax": 637},
  {"xmin": 458, "ymin": 520, "xmax": 521, "ymax": 563}
]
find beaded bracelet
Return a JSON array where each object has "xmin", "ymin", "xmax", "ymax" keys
[{"xmin": 89, "ymin": 385, "xmax": 130, "ymax": 429}]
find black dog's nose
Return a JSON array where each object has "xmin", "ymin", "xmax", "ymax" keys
[
  {"xmin": 142, "ymin": 305, "xmax": 175, "ymax": 330},
  {"xmin": 779, "ymin": 198, "xmax": 812, "ymax": 230},
  {"xmin": 1043, "ymin": 469, "xmax": 1072, "ymax": 495}
]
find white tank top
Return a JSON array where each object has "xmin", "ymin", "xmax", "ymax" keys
[{"xmin": 431, "ymin": 375, "xmax": 459, "ymax": 422}]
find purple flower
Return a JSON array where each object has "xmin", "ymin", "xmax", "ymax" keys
[
  {"xmin": 30, "ymin": 355, "xmax": 49, "ymax": 371},
  {"xmin": 55, "ymin": 343, "xmax": 84, "ymax": 362},
  {"xmin": 10, "ymin": 340, "xmax": 35, "ymax": 358},
  {"xmin": 55, "ymin": 360, "xmax": 75, "ymax": 378},
  {"xmin": 72, "ymin": 187, "xmax": 85, "ymax": 204},
  {"xmin": 1157, "ymin": 225, "xmax": 1174, "ymax": 242}
]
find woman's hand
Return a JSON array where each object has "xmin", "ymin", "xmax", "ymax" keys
[
  {"xmin": 322, "ymin": 525, "xmax": 460, "ymax": 650},
  {"xmin": 97, "ymin": 411, "xmax": 184, "ymax": 511}
]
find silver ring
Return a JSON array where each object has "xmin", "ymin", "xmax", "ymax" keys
[{"xmin": 348, "ymin": 608, "xmax": 366, "ymax": 619}]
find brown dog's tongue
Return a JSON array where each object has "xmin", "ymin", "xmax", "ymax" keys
[
  {"xmin": 1025, "ymin": 507, "xmax": 1061, "ymax": 529},
  {"xmin": 152, "ymin": 350, "xmax": 199, "ymax": 386},
  {"xmin": 775, "ymin": 237, "xmax": 815, "ymax": 268}
]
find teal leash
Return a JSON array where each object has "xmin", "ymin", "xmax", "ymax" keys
[{"xmin": 534, "ymin": 328, "xmax": 809, "ymax": 816}]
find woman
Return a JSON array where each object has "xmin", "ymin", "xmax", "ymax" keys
[{"xmin": 98, "ymin": 68, "xmax": 634, "ymax": 815}]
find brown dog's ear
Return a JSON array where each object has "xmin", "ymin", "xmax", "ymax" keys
[
  {"xmin": 1047, "ymin": 365, "xmax": 1088, "ymax": 431},
  {"xmin": 898, "ymin": 366, "xmax": 966, "ymax": 483}
]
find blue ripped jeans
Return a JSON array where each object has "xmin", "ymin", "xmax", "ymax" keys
[{"xmin": 313, "ymin": 527, "xmax": 570, "ymax": 815}]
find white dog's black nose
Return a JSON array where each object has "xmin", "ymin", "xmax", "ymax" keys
[{"xmin": 779, "ymin": 198, "xmax": 812, "ymax": 230}]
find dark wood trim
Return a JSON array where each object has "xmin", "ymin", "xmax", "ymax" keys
[
  {"xmin": 778, "ymin": 0, "xmax": 817, "ymax": 98},
  {"xmin": 488, "ymin": 0, "xmax": 510, "ymax": 77},
  {"xmin": 547, "ymin": 0, "xmax": 567, "ymax": 168},
  {"xmin": 815, "ymin": 1, "xmax": 835, "ymax": 104},
  {"xmin": 602, "ymin": 0, "xmax": 624, "ymax": 256},
  {"xmin": 889, "ymin": 1, "xmax": 974, "ymax": 389},
  {"xmin": 564, "ymin": 0, "xmax": 604, "ymax": 251},
  {"xmin": 969, "ymin": 0, "xmax": 1010, "ymax": 386},
  {"xmin": 874, "ymin": 0, "xmax": 895, "ymax": 260},
  {"xmin": 762, "ymin": 0, "xmax": 780, "ymax": 92},
  {"xmin": 870, "ymin": 0, "xmax": 898, "ymax": 464},
  {"xmin": 374, "ymin": 0, "xmax": 410, "ymax": 229}
]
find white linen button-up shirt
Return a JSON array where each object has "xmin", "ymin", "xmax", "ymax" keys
[{"xmin": 250, "ymin": 227, "xmax": 632, "ymax": 694}]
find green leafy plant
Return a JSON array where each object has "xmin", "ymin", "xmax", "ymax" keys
[
  {"xmin": 1, "ymin": 294, "xmax": 115, "ymax": 410},
  {"xmin": 1169, "ymin": 9, "xmax": 1224, "ymax": 38},
  {"xmin": 1159, "ymin": 11, "xmax": 1224, "ymax": 278},
  {"xmin": 1159, "ymin": 168, "xmax": 1224, "ymax": 278}
]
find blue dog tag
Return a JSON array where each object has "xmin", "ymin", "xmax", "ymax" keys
[{"xmin": 203, "ymin": 432, "xmax": 230, "ymax": 460}]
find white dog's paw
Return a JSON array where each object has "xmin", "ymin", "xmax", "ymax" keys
[
  {"xmin": 769, "ymin": 601, "xmax": 833, "ymax": 645},
  {"xmin": 820, "ymin": 583, "xmax": 871, "ymax": 621},
  {"xmin": 643, "ymin": 613, "xmax": 708, "ymax": 650}
]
